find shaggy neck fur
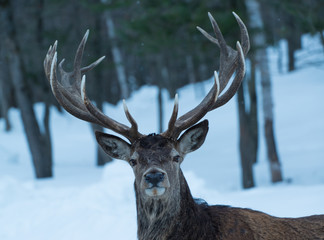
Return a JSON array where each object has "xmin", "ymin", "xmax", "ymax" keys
[{"xmin": 135, "ymin": 170, "xmax": 219, "ymax": 240}]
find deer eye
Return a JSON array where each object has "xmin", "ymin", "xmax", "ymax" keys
[
  {"xmin": 129, "ymin": 159, "xmax": 137, "ymax": 167},
  {"xmin": 173, "ymin": 155, "xmax": 181, "ymax": 163}
]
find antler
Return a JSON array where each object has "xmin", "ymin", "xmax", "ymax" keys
[
  {"xmin": 162, "ymin": 12, "xmax": 250, "ymax": 139},
  {"xmin": 44, "ymin": 12, "xmax": 248, "ymax": 143},
  {"xmin": 44, "ymin": 30, "xmax": 144, "ymax": 143}
]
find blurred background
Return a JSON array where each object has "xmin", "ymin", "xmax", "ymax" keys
[{"xmin": 0, "ymin": 0, "xmax": 323, "ymax": 239}]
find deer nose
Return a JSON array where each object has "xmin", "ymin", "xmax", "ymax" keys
[{"xmin": 145, "ymin": 172, "xmax": 165, "ymax": 187}]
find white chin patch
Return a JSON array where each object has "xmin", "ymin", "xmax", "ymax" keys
[{"xmin": 145, "ymin": 187, "xmax": 166, "ymax": 197}]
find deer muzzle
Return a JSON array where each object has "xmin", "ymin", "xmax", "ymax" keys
[{"xmin": 143, "ymin": 168, "xmax": 170, "ymax": 197}]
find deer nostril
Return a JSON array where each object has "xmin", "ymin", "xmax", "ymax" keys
[{"xmin": 145, "ymin": 172, "xmax": 165, "ymax": 186}]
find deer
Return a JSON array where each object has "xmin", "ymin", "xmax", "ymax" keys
[{"xmin": 44, "ymin": 12, "xmax": 324, "ymax": 240}]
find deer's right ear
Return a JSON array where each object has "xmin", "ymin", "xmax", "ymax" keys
[
  {"xmin": 177, "ymin": 120, "xmax": 209, "ymax": 155},
  {"xmin": 95, "ymin": 131, "xmax": 131, "ymax": 161}
]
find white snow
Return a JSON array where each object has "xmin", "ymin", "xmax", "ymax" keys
[{"xmin": 0, "ymin": 33, "xmax": 324, "ymax": 239}]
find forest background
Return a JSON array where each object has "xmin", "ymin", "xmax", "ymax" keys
[{"xmin": 0, "ymin": 0, "xmax": 323, "ymax": 189}]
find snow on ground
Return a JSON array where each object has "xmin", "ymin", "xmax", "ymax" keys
[{"xmin": 0, "ymin": 34, "xmax": 324, "ymax": 239}]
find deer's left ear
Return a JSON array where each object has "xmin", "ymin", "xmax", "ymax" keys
[
  {"xmin": 95, "ymin": 131, "xmax": 131, "ymax": 161},
  {"xmin": 177, "ymin": 120, "xmax": 209, "ymax": 155}
]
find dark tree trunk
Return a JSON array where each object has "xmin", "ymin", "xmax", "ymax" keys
[
  {"xmin": 287, "ymin": 38, "xmax": 296, "ymax": 72},
  {"xmin": 43, "ymin": 103, "xmax": 53, "ymax": 169},
  {"xmin": 265, "ymin": 119, "xmax": 283, "ymax": 183},
  {"xmin": 0, "ymin": 2, "xmax": 13, "ymax": 132},
  {"xmin": 319, "ymin": 30, "xmax": 324, "ymax": 53},
  {"xmin": 0, "ymin": 60, "xmax": 12, "ymax": 131},
  {"xmin": 2, "ymin": 1, "xmax": 52, "ymax": 178},
  {"xmin": 237, "ymin": 73, "xmax": 258, "ymax": 189},
  {"xmin": 245, "ymin": 0, "xmax": 283, "ymax": 184},
  {"xmin": 286, "ymin": 16, "xmax": 302, "ymax": 72},
  {"xmin": 157, "ymin": 57, "xmax": 168, "ymax": 134},
  {"xmin": 248, "ymin": 56, "xmax": 259, "ymax": 164},
  {"xmin": 8, "ymin": 43, "xmax": 52, "ymax": 178},
  {"xmin": 237, "ymin": 89, "xmax": 255, "ymax": 188},
  {"xmin": 158, "ymin": 86, "xmax": 164, "ymax": 133},
  {"xmin": 104, "ymin": 10, "xmax": 129, "ymax": 99}
]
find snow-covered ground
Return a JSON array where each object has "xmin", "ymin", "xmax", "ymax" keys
[{"xmin": 0, "ymin": 34, "xmax": 323, "ymax": 240}]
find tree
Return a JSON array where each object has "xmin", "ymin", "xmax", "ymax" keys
[
  {"xmin": 0, "ymin": 50, "xmax": 12, "ymax": 132},
  {"xmin": 0, "ymin": 0, "xmax": 53, "ymax": 178},
  {"xmin": 245, "ymin": 0, "xmax": 283, "ymax": 183},
  {"xmin": 237, "ymin": 56, "xmax": 259, "ymax": 189}
]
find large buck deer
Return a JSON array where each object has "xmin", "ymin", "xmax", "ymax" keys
[{"xmin": 44, "ymin": 12, "xmax": 324, "ymax": 240}]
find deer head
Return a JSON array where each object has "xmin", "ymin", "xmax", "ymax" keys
[
  {"xmin": 44, "ymin": 11, "xmax": 249, "ymax": 234},
  {"xmin": 96, "ymin": 119, "xmax": 208, "ymax": 198}
]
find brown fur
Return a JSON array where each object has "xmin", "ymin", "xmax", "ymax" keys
[
  {"xmin": 210, "ymin": 206, "xmax": 324, "ymax": 240},
  {"xmin": 136, "ymin": 169, "xmax": 324, "ymax": 240},
  {"xmin": 96, "ymin": 123, "xmax": 324, "ymax": 240}
]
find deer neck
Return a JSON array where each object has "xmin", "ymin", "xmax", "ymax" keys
[{"xmin": 135, "ymin": 170, "xmax": 199, "ymax": 240}]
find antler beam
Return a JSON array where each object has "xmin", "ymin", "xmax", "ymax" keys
[
  {"xmin": 44, "ymin": 30, "xmax": 144, "ymax": 142},
  {"xmin": 162, "ymin": 12, "xmax": 250, "ymax": 139}
]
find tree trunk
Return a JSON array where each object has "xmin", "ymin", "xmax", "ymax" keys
[
  {"xmin": 43, "ymin": 103, "xmax": 52, "ymax": 169},
  {"xmin": 265, "ymin": 119, "xmax": 282, "ymax": 182},
  {"xmin": 245, "ymin": 0, "xmax": 283, "ymax": 183},
  {"xmin": 286, "ymin": 15, "xmax": 302, "ymax": 72},
  {"xmin": 248, "ymin": 57, "xmax": 259, "ymax": 165},
  {"xmin": 2, "ymin": 2, "xmax": 52, "ymax": 178},
  {"xmin": 186, "ymin": 55, "xmax": 200, "ymax": 98},
  {"xmin": 0, "ymin": 3, "xmax": 12, "ymax": 132},
  {"xmin": 287, "ymin": 37, "xmax": 296, "ymax": 72},
  {"xmin": 237, "ymin": 57, "xmax": 258, "ymax": 189},
  {"xmin": 157, "ymin": 86, "xmax": 164, "ymax": 133},
  {"xmin": 157, "ymin": 65, "xmax": 169, "ymax": 133},
  {"xmin": 237, "ymin": 83, "xmax": 255, "ymax": 189},
  {"xmin": 319, "ymin": 30, "xmax": 324, "ymax": 53},
  {"xmin": 7, "ymin": 41, "xmax": 52, "ymax": 178},
  {"xmin": 104, "ymin": 11, "xmax": 129, "ymax": 99},
  {"xmin": 0, "ymin": 59, "xmax": 11, "ymax": 131}
]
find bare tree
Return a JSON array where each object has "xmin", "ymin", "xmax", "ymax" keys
[
  {"xmin": 245, "ymin": 0, "xmax": 283, "ymax": 183},
  {"xmin": 237, "ymin": 56, "xmax": 258, "ymax": 188},
  {"xmin": 0, "ymin": 54, "xmax": 12, "ymax": 131},
  {"xmin": 103, "ymin": 10, "xmax": 129, "ymax": 99},
  {"xmin": 1, "ymin": 1, "xmax": 52, "ymax": 178}
]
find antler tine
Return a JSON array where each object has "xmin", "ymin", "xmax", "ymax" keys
[
  {"xmin": 44, "ymin": 31, "xmax": 144, "ymax": 143},
  {"xmin": 75, "ymin": 29, "xmax": 107, "ymax": 74},
  {"xmin": 123, "ymin": 100, "xmax": 142, "ymax": 138},
  {"xmin": 81, "ymin": 56, "xmax": 106, "ymax": 74},
  {"xmin": 162, "ymin": 12, "xmax": 249, "ymax": 139},
  {"xmin": 232, "ymin": 12, "xmax": 250, "ymax": 55},
  {"xmin": 168, "ymin": 94, "xmax": 179, "ymax": 131},
  {"xmin": 81, "ymin": 76, "xmax": 143, "ymax": 142},
  {"xmin": 162, "ymin": 94, "xmax": 179, "ymax": 138},
  {"xmin": 214, "ymin": 12, "xmax": 249, "ymax": 96},
  {"xmin": 208, "ymin": 12, "xmax": 228, "ymax": 57},
  {"xmin": 167, "ymin": 72, "xmax": 220, "ymax": 139},
  {"xmin": 44, "ymin": 41, "xmax": 57, "ymax": 81},
  {"xmin": 212, "ymin": 41, "xmax": 245, "ymax": 109},
  {"xmin": 196, "ymin": 26, "xmax": 220, "ymax": 47},
  {"xmin": 74, "ymin": 30, "xmax": 89, "ymax": 71}
]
